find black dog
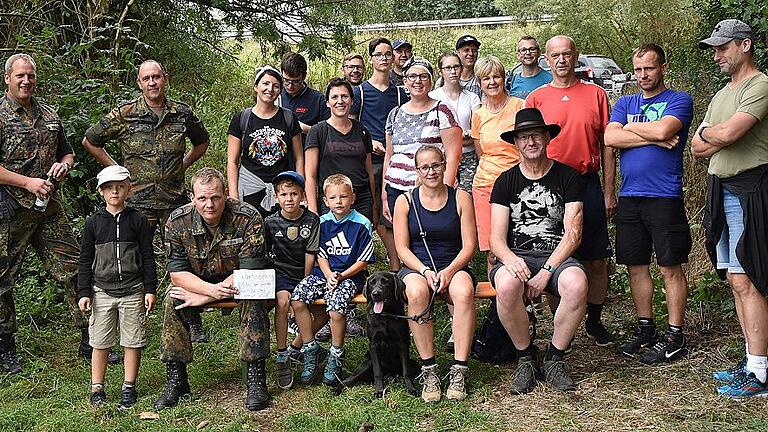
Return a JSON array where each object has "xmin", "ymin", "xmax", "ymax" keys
[{"xmin": 334, "ymin": 271, "xmax": 419, "ymax": 398}]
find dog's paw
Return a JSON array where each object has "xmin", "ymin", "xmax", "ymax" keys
[
  {"xmin": 331, "ymin": 385, "xmax": 345, "ymax": 396},
  {"xmin": 405, "ymin": 385, "xmax": 418, "ymax": 396},
  {"xmin": 374, "ymin": 390, "xmax": 385, "ymax": 399}
]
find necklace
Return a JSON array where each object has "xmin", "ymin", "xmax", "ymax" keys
[{"xmin": 485, "ymin": 96, "xmax": 509, "ymax": 114}]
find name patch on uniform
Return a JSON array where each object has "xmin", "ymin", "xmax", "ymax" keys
[{"xmin": 220, "ymin": 238, "xmax": 244, "ymax": 247}]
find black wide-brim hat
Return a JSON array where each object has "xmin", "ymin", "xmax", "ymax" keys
[{"xmin": 500, "ymin": 107, "xmax": 561, "ymax": 144}]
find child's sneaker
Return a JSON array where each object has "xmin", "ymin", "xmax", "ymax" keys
[
  {"xmin": 276, "ymin": 359, "xmax": 293, "ymax": 390},
  {"xmin": 299, "ymin": 343, "xmax": 326, "ymax": 385},
  {"xmin": 323, "ymin": 350, "xmax": 344, "ymax": 386},
  {"xmin": 90, "ymin": 389, "xmax": 107, "ymax": 407},
  {"xmin": 118, "ymin": 386, "xmax": 138, "ymax": 409},
  {"xmin": 418, "ymin": 364, "xmax": 441, "ymax": 402},
  {"xmin": 315, "ymin": 322, "xmax": 332, "ymax": 342}
]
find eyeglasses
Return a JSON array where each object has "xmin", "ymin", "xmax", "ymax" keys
[
  {"xmin": 405, "ymin": 73, "xmax": 431, "ymax": 82},
  {"xmin": 343, "ymin": 65, "xmax": 364, "ymax": 70},
  {"xmin": 282, "ymin": 77, "xmax": 303, "ymax": 85},
  {"xmin": 517, "ymin": 47, "xmax": 539, "ymax": 54},
  {"xmin": 416, "ymin": 162, "xmax": 445, "ymax": 175},
  {"xmin": 441, "ymin": 65, "xmax": 462, "ymax": 72},
  {"xmin": 371, "ymin": 52, "xmax": 394, "ymax": 60},
  {"xmin": 514, "ymin": 131, "xmax": 546, "ymax": 142}
]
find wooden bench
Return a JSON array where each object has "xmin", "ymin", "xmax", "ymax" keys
[{"xmin": 205, "ymin": 281, "xmax": 496, "ymax": 309}]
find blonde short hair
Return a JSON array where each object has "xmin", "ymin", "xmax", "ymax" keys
[
  {"xmin": 474, "ymin": 56, "xmax": 505, "ymax": 81},
  {"xmin": 191, "ymin": 167, "xmax": 226, "ymax": 192},
  {"xmin": 323, "ymin": 174, "xmax": 354, "ymax": 194}
]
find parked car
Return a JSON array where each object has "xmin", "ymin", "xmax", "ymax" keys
[
  {"xmin": 508, "ymin": 54, "xmax": 625, "ymax": 92},
  {"xmin": 508, "ymin": 54, "xmax": 592, "ymax": 84}
]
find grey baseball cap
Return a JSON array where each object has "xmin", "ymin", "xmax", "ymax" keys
[{"xmin": 699, "ymin": 19, "xmax": 754, "ymax": 49}]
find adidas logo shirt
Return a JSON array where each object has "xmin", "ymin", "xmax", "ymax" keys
[{"xmin": 312, "ymin": 209, "xmax": 375, "ymax": 286}]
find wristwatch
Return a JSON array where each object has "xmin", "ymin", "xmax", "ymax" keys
[{"xmin": 542, "ymin": 263, "xmax": 556, "ymax": 274}]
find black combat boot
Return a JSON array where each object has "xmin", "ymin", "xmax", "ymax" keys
[
  {"xmin": 78, "ymin": 328, "xmax": 122, "ymax": 364},
  {"xmin": 0, "ymin": 333, "xmax": 21, "ymax": 374},
  {"xmin": 187, "ymin": 310, "xmax": 208, "ymax": 343},
  {"xmin": 245, "ymin": 360, "xmax": 270, "ymax": 411},
  {"xmin": 154, "ymin": 362, "xmax": 191, "ymax": 410}
]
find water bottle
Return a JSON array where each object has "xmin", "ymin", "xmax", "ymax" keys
[{"xmin": 32, "ymin": 175, "xmax": 53, "ymax": 212}]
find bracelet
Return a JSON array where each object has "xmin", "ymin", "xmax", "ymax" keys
[
  {"xmin": 542, "ymin": 263, "xmax": 556, "ymax": 274},
  {"xmin": 419, "ymin": 266, "xmax": 430, "ymax": 276},
  {"xmin": 63, "ymin": 162, "xmax": 72, "ymax": 170},
  {"xmin": 698, "ymin": 126, "xmax": 709, "ymax": 143}
]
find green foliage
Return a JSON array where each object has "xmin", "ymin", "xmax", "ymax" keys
[{"xmin": 353, "ymin": 0, "xmax": 501, "ymax": 24}]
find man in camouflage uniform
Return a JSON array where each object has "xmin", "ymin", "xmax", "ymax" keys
[
  {"xmin": 82, "ymin": 59, "xmax": 211, "ymax": 342},
  {"xmin": 154, "ymin": 167, "xmax": 272, "ymax": 412},
  {"xmin": 0, "ymin": 53, "xmax": 84, "ymax": 374}
]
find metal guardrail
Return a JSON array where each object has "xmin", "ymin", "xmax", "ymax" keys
[{"xmin": 354, "ymin": 15, "xmax": 555, "ymax": 32}]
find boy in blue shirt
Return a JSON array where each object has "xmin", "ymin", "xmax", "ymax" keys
[
  {"xmin": 263, "ymin": 171, "xmax": 320, "ymax": 390},
  {"xmin": 291, "ymin": 174, "xmax": 374, "ymax": 386}
]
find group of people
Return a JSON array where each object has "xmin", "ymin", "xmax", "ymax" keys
[{"xmin": 0, "ymin": 16, "xmax": 766, "ymax": 415}]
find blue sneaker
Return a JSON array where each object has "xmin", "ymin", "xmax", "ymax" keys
[
  {"xmin": 713, "ymin": 357, "xmax": 747, "ymax": 382},
  {"xmin": 299, "ymin": 344, "xmax": 327, "ymax": 385},
  {"xmin": 323, "ymin": 351, "xmax": 344, "ymax": 386},
  {"xmin": 717, "ymin": 372, "xmax": 768, "ymax": 399}
]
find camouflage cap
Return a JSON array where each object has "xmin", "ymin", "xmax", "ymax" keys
[{"xmin": 699, "ymin": 19, "xmax": 754, "ymax": 49}]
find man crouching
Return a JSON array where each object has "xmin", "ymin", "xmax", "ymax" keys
[
  {"xmin": 154, "ymin": 167, "xmax": 271, "ymax": 411},
  {"xmin": 489, "ymin": 108, "xmax": 588, "ymax": 393}
]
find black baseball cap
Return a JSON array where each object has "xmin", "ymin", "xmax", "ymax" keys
[{"xmin": 456, "ymin": 34, "xmax": 481, "ymax": 50}]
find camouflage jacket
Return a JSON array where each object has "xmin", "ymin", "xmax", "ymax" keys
[
  {"xmin": 85, "ymin": 96, "xmax": 210, "ymax": 209},
  {"xmin": 165, "ymin": 199, "xmax": 266, "ymax": 283},
  {"xmin": 0, "ymin": 94, "xmax": 73, "ymax": 209}
]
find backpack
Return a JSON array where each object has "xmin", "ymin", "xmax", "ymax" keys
[{"xmin": 471, "ymin": 298, "xmax": 518, "ymax": 364}]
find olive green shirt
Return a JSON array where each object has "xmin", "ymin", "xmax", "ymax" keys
[
  {"xmin": 85, "ymin": 96, "xmax": 209, "ymax": 209},
  {"xmin": 706, "ymin": 73, "xmax": 768, "ymax": 178},
  {"xmin": 0, "ymin": 94, "xmax": 73, "ymax": 208},
  {"xmin": 165, "ymin": 199, "xmax": 267, "ymax": 283}
]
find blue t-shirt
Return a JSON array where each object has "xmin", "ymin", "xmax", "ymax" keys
[
  {"xmin": 610, "ymin": 88, "xmax": 694, "ymax": 198},
  {"xmin": 505, "ymin": 69, "xmax": 552, "ymax": 99},
  {"xmin": 312, "ymin": 209, "xmax": 375, "ymax": 286},
  {"xmin": 352, "ymin": 81, "xmax": 410, "ymax": 163}
]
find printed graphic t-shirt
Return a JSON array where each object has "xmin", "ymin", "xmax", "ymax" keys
[
  {"xmin": 227, "ymin": 108, "xmax": 301, "ymax": 183},
  {"xmin": 264, "ymin": 208, "xmax": 320, "ymax": 282},
  {"xmin": 490, "ymin": 161, "xmax": 584, "ymax": 252},
  {"xmin": 312, "ymin": 209, "xmax": 375, "ymax": 286},
  {"xmin": 610, "ymin": 89, "xmax": 693, "ymax": 197}
]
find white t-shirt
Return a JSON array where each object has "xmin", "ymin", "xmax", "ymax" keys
[{"xmin": 429, "ymin": 88, "xmax": 481, "ymax": 153}]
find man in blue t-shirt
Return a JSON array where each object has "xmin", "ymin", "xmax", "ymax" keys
[
  {"xmin": 350, "ymin": 37, "xmax": 409, "ymax": 271},
  {"xmin": 605, "ymin": 43, "xmax": 694, "ymax": 365},
  {"xmin": 505, "ymin": 36, "xmax": 552, "ymax": 99}
]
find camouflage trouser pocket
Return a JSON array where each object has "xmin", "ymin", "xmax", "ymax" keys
[{"xmin": 0, "ymin": 220, "xmax": 8, "ymax": 276}]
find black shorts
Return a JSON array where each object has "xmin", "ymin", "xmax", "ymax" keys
[
  {"xmin": 615, "ymin": 196, "xmax": 692, "ymax": 266},
  {"xmin": 385, "ymin": 184, "xmax": 406, "ymax": 229},
  {"xmin": 276, "ymin": 276, "xmax": 301, "ymax": 293},
  {"xmin": 575, "ymin": 172, "xmax": 612, "ymax": 261},
  {"xmin": 489, "ymin": 250, "xmax": 585, "ymax": 297},
  {"xmin": 373, "ymin": 163, "xmax": 391, "ymax": 228}
]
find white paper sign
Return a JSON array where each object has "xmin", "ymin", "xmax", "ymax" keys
[{"xmin": 233, "ymin": 269, "xmax": 276, "ymax": 300}]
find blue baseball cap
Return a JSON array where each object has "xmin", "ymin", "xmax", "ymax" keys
[
  {"xmin": 273, "ymin": 171, "xmax": 305, "ymax": 189},
  {"xmin": 392, "ymin": 39, "xmax": 412, "ymax": 50}
]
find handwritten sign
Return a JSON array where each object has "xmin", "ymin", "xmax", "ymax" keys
[{"xmin": 234, "ymin": 269, "xmax": 276, "ymax": 300}]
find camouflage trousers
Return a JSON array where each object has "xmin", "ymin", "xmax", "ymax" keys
[
  {"xmin": 159, "ymin": 289, "xmax": 270, "ymax": 363},
  {"xmin": 0, "ymin": 202, "xmax": 85, "ymax": 335},
  {"xmin": 458, "ymin": 151, "xmax": 479, "ymax": 193}
]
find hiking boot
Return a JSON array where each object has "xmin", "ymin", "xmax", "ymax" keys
[
  {"xmin": 276, "ymin": 359, "xmax": 294, "ymax": 390},
  {"xmin": 154, "ymin": 362, "xmax": 191, "ymax": 410},
  {"xmin": 315, "ymin": 322, "xmax": 331, "ymax": 342},
  {"xmin": 509, "ymin": 355, "xmax": 538, "ymax": 395},
  {"xmin": 543, "ymin": 355, "xmax": 576, "ymax": 391},
  {"xmin": 187, "ymin": 310, "xmax": 208, "ymax": 343},
  {"xmin": 445, "ymin": 333, "xmax": 455, "ymax": 353},
  {"xmin": 90, "ymin": 389, "xmax": 107, "ymax": 406},
  {"xmin": 713, "ymin": 357, "xmax": 747, "ymax": 383},
  {"xmin": 619, "ymin": 324, "xmax": 658, "ymax": 357},
  {"xmin": 640, "ymin": 332, "xmax": 687, "ymax": 364},
  {"xmin": 0, "ymin": 334, "xmax": 21, "ymax": 374},
  {"xmin": 323, "ymin": 350, "xmax": 344, "ymax": 386},
  {"xmin": 288, "ymin": 348, "xmax": 303, "ymax": 369},
  {"xmin": 717, "ymin": 372, "xmax": 768, "ymax": 399},
  {"xmin": 118, "ymin": 386, "xmax": 138, "ymax": 409},
  {"xmin": 78, "ymin": 329, "xmax": 121, "ymax": 364},
  {"xmin": 585, "ymin": 321, "xmax": 615, "ymax": 346},
  {"xmin": 345, "ymin": 319, "xmax": 365, "ymax": 338},
  {"xmin": 300, "ymin": 343, "xmax": 327, "ymax": 385},
  {"xmin": 445, "ymin": 364, "xmax": 469, "ymax": 401},
  {"xmin": 418, "ymin": 364, "xmax": 441, "ymax": 402},
  {"xmin": 245, "ymin": 360, "xmax": 270, "ymax": 411}
]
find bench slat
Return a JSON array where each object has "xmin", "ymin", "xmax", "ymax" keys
[{"xmin": 205, "ymin": 282, "xmax": 495, "ymax": 309}]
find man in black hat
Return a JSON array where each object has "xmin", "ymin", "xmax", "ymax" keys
[
  {"xmin": 692, "ymin": 19, "xmax": 768, "ymax": 399},
  {"xmin": 390, "ymin": 39, "xmax": 413, "ymax": 87},
  {"xmin": 436, "ymin": 34, "xmax": 482, "ymax": 99},
  {"xmin": 489, "ymin": 107, "xmax": 588, "ymax": 394}
]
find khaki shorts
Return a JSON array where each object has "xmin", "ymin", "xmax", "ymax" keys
[{"xmin": 89, "ymin": 288, "xmax": 147, "ymax": 349}]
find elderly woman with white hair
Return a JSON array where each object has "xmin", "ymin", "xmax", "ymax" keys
[
  {"xmin": 381, "ymin": 56, "xmax": 462, "ymax": 224},
  {"xmin": 227, "ymin": 65, "xmax": 304, "ymax": 215}
]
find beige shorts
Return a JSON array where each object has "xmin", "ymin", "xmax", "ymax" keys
[{"xmin": 89, "ymin": 288, "xmax": 147, "ymax": 349}]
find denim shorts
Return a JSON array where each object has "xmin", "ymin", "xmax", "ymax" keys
[{"xmin": 716, "ymin": 187, "xmax": 745, "ymax": 274}]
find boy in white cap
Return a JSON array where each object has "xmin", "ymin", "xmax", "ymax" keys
[{"xmin": 77, "ymin": 165, "xmax": 157, "ymax": 408}]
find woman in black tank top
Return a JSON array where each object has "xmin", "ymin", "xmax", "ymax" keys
[{"xmin": 392, "ymin": 145, "xmax": 478, "ymax": 402}]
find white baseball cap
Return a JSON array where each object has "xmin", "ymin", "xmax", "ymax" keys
[{"xmin": 97, "ymin": 165, "xmax": 131, "ymax": 189}]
